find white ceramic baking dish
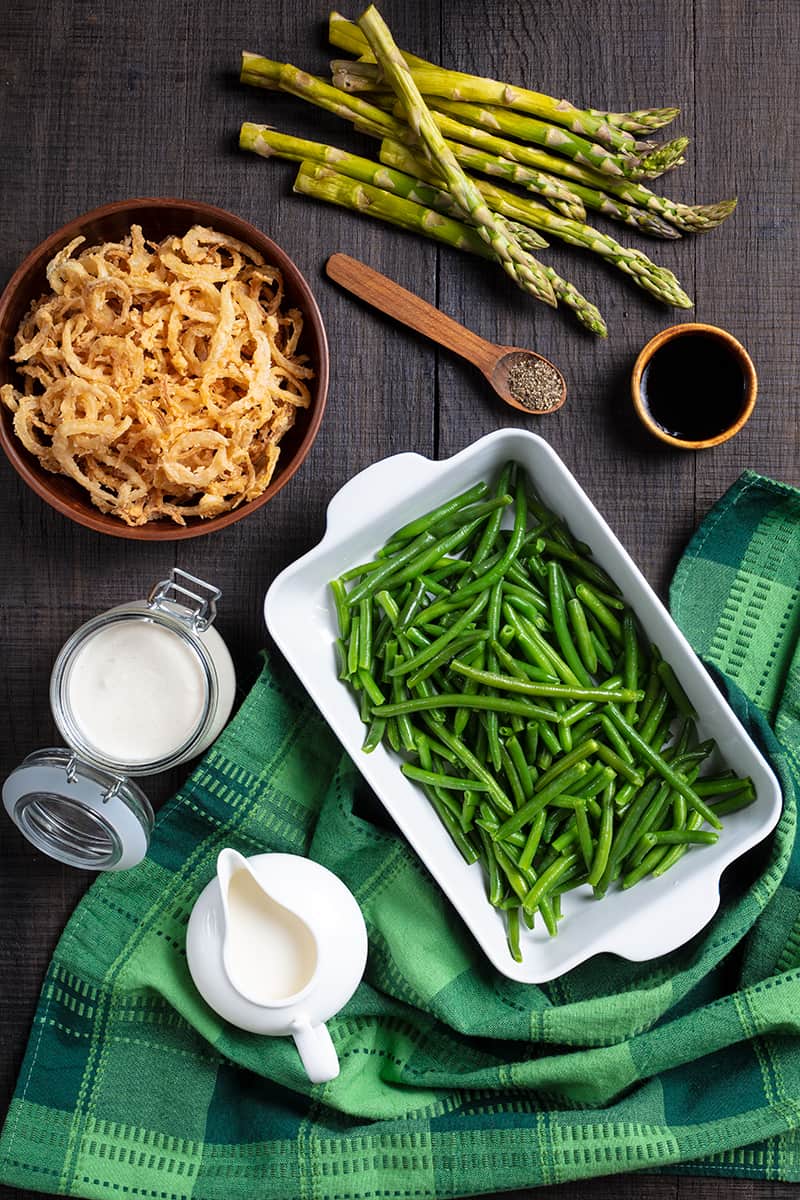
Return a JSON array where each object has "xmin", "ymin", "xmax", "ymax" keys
[{"xmin": 264, "ymin": 430, "xmax": 782, "ymax": 983}]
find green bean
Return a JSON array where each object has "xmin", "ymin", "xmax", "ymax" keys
[
  {"xmin": 587, "ymin": 784, "xmax": 615, "ymax": 886},
  {"xmin": 695, "ymin": 774, "xmax": 755, "ymax": 797},
  {"xmin": 590, "ymin": 630, "xmax": 616, "ymax": 674},
  {"xmin": 499, "ymin": 744, "xmax": 527, "ymax": 810},
  {"xmin": 402, "ymin": 764, "xmax": 492, "ymax": 792},
  {"xmin": 622, "ymin": 612, "xmax": 639, "ymax": 723},
  {"xmin": 547, "ymin": 561, "xmax": 593, "ymax": 687},
  {"xmin": 510, "ymin": 606, "xmax": 585, "ymax": 687},
  {"xmin": 346, "ymin": 531, "xmax": 438, "ymax": 605},
  {"xmin": 385, "ymin": 519, "xmax": 489, "ymax": 592},
  {"xmin": 454, "ymin": 479, "xmax": 528, "ymax": 600},
  {"xmin": 357, "ymin": 668, "xmax": 385, "ymax": 706},
  {"xmin": 478, "ymin": 828, "xmax": 505, "ymax": 905},
  {"xmin": 598, "ymin": 712, "xmax": 635, "ymax": 763},
  {"xmin": 418, "ymin": 572, "xmax": 448, "ymax": 599},
  {"xmin": 506, "ymin": 906, "xmax": 523, "ymax": 963},
  {"xmin": 504, "ymin": 589, "xmax": 549, "ymax": 625},
  {"xmin": 652, "ymin": 812, "xmax": 705, "ymax": 877},
  {"xmin": 357, "ymin": 598, "xmax": 373, "ymax": 671},
  {"xmin": 334, "ymin": 637, "xmax": 350, "ymax": 682},
  {"xmin": 621, "ymin": 846, "xmax": 668, "ymax": 889},
  {"xmin": 347, "ymin": 613, "xmax": 361, "ymax": 677},
  {"xmin": 461, "ymin": 790, "xmax": 478, "ymax": 832},
  {"xmin": 389, "ymin": 593, "xmax": 489, "ymax": 678},
  {"xmin": 524, "ymin": 721, "xmax": 540, "ymax": 765},
  {"xmin": 575, "ymin": 583, "xmax": 623, "ymax": 642},
  {"xmin": 453, "ymin": 643, "xmax": 484, "ymax": 737},
  {"xmin": 518, "ymin": 810, "xmax": 547, "ymax": 871},
  {"xmin": 423, "ymin": 785, "xmax": 479, "ymax": 865},
  {"xmin": 534, "ymin": 737, "xmax": 601, "ymax": 793},
  {"xmin": 536, "ymin": 539, "xmax": 620, "ymax": 594},
  {"xmin": 492, "ymin": 639, "xmax": 558, "ymax": 683},
  {"xmin": 594, "ymin": 744, "xmax": 643, "ymax": 787},
  {"xmin": 330, "ymin": 578, "xmax": 351, "ymax": 640},
  {"xmin": 434, "ymin": 495, "xmax": 515, "ymax": 537},
  {"xmin": 522, "ymin": 852, "xmax": 581, "ymax": 913},
  {"xmin": 567, "ymin": 596, "xmax": 598, "ymax": 675},
  {"xmin": 552, "ymin": 825, "xmax": 583, "ymax": 856},
  {"xmin": 502, "ymin": 580, "xmax": 549, "ymax": 615},
  {"xmin": 573, "ymin": 802, "xmax": 594, "ymax": 869},
  {"xmin": 709, "ymin": 788, "xmax": 757, "ymax": 817},
  {"xmin": 464, "ymin": 462, "xmax": 514, "ymax": 576},
  {"xmin": 422, "ymin": 721, "xmax": 515, "ymax": 816},
  {"xmin": 405, "ymin": 631, "xmax": 488, "ymax": 689},
  {"xmin": 374, "ymin": 589, "xmax": 401, "ymax": 626},
  {"xmin": 537, "ymin": 721, "xmax": 563, "ymax": 757},
  {"xmin": 656, "ymin": 659, "xmax": 697, "ymax": 719},
  {"xmin": 396, "ymin": 578, "xmax": 428, "ymax": 631},
  {"xmin": 649, "ymin": 830, "xmax": 719, "ymax": 846},
  {"xmin": 493, "ymin": 762, "xmax": 591, "ymax": 840},
  {"xmin": 606, "ymin": 706, "xmax": 722, "ymax": 828},
  {"xmin": 361, "ymin": 718, "xmax": 386, "ymax": 754},
  {"xmin": 374, "ymin": 691, "xmax": 562, "ymax": 723},
  {"xmin": 505, "ymin": 733, "xmax": 534, "ymax": 798},
  {"xmin": 494, "ymin": 843, "xmax": 535, "ymax": 902},
  {"xmin": 449, "ymin": 660, "xmax": 641, "ymax": 704},
  {"xmin": 383, "ymin": 481, "xmax": 488, "ymax": 547},
  {"xmin": 639, "ymin": 689, "xmax": 670, "ymax": 744}
]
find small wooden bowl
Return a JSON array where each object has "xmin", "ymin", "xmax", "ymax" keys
[
  {"xmin": 630, "ymin": 322, "xmax": 757, "ymax": 450},
  {"xmin": 0, "ymin": 198, "xmax": 329, "ymax": 540}
]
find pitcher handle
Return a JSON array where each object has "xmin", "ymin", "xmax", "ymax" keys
[{"xmin": 290, "ymin": 1016, "xmax": 339, "ymax": 1084}]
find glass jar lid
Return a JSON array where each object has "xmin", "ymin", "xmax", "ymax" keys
[{"xmin": 2, "ymin": 748, "xmax": 153, "ymax": 870}]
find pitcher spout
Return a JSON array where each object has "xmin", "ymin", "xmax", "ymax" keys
[{"xmin": 215, "ymin": 847, "xmax": 320, "ymax": 1010}]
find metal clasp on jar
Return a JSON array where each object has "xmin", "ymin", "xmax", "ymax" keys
[{"xmin": 147, "ymin": 568, "xmax": 222, "ymax": 633}]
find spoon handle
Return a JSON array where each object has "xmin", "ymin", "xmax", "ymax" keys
[{"xmin": 325, "ymin": 253, "xmax": 501, "ymax": 376}]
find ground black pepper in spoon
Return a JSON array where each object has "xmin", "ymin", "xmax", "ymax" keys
[{"xmin": 326, "ymin": 253, "xmax": 567, "ymax": 416}]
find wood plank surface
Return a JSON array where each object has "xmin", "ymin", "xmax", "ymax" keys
[{"xmin": 0, "ymin": 0, "xmax": 798, "ymax": 1198}]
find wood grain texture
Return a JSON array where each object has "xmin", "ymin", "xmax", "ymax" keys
[{"xmin": 1, "ymin": 1, "xmax": 798, "ymax": 1198}]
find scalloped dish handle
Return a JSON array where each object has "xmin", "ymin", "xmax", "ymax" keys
[{"xmin": 324, "ymin": 450, "xmax": 440, "ymax": 534}]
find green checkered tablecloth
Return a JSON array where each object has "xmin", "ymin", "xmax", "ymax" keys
[{"xmin": 2, "ymin": 469, "xmax": 800, "ymax": 1198}]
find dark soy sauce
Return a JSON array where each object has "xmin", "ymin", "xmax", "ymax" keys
[{"xmin": 640, "ymin": 333, "xmax": 746, "ymax": 441}]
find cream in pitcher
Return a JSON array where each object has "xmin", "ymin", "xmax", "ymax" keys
[{"xmin": 186, "ymin": 849, "xmax": 368, "ymax": 1084}]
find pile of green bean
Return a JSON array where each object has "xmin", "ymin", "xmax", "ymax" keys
[{"xmin": 330, "ymin": 462, "xmax": 755, "ymax": 960}]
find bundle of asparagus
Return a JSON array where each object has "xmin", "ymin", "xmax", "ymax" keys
[{"xmin": 239, "ymin": 6, "xmax": 737, "ymax": 335}]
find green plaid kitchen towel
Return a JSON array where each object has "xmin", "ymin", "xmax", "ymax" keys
[{"xmin": 2, "ymin": 468, "xmax": 800, "ymax": 1198}]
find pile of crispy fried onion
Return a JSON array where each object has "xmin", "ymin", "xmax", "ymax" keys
[{"xmin": 1, "ymin": 224, "xmax": 313, "ymax": 524}]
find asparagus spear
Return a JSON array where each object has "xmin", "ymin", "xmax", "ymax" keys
[
  {"xmin": 378, "ymin": 139, "xmax": 692, "ymax": 307},
  {"xmin": 425, "ymin": 109, "xmax": 736, "ymax": 233},
  {"xmin": 411, "ymin": 96, "xmax": 688, "ymax": 182},
  {"xmin": 240, "ymin": 122, "xmax": 550, "ymax": 249},
  {"xmin": 356, "ymin": 5, "xmax": 557, "ymax": 308},
  {"xmin": 389, "ymin": 136, "xmax": 680, "ymax": 238},
  {"xmin": 328, "ymin": 10, "xmax": 434, "ymax": 68},
  {"xmin": 333, "ymin": 62, "xmax": 645, "ymax": 179},
  {"xmin": 327, "ymin": 17, "xmax": 648, "ymax": 156},
  {"xmin": 293, "ymin": 161, "xmax": 607, "ymax": 335},
  {"xmin": 241, "ymin": 52, "xmax": 403, "ymax": 140},
  {"xmin": 426, "ymin": 100, "xmax": 689, "ymax": 182},
  {"xmin": 241, "ymin": 51, "xmax": 586, "ymax": 222},
  {"xmin": 584, "ymin": 106, "xmax": 681, "ymax": 135}
]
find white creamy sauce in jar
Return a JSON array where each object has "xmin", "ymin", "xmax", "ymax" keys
[{"xmin": 65, "ymin": 620, "xmax": 207, "ymax": 764}]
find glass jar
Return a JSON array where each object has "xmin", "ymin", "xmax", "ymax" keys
[{"xmin": 3, "ymin": 569, "xmax": 236, "ymax": 872}]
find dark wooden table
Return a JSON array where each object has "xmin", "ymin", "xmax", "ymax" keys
[{"xmin": 1, "ymin": 1, "xmax": 798, "ymax": 1197}]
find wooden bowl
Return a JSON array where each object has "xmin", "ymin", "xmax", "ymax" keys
[
  {"xmin": 0, "ymin": 198, "xmax": 329, "ymax": 539},
  {"xmin": 630, "ymin": 322, "xmax": 757, "ymax": 450}
]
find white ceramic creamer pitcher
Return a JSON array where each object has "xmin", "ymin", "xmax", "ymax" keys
[{"xmin": 186, "ymin": 849, "xmax": 368, "ymax": 1084}]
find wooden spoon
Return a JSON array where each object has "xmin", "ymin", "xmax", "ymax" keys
[{"xmin": 325, "ymin": 253, "xmax": 566, "ymax": 416}]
